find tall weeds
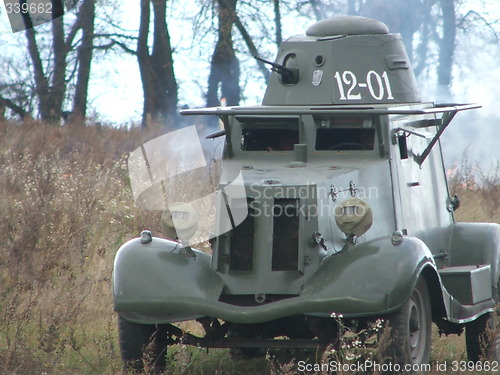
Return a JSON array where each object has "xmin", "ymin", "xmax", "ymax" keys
[
  {"xmin": 0, "ymin": 120, "xmax": 161, "ymax": 374},
  {"xmin": 447, "ymin": 159, "xmax": 500, "ymax": 223}
]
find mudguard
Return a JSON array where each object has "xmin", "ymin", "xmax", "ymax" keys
[
  {"xmin": 113, "ymin": 235, "xmax": 437, "ymax": 324},
  {"xmin": 113, "ymin": 237, "xmax": 225, "ymax": 323},
  {"xmin": 301, "ymin": 235, "xmax": 435, "ymax": 317},
  {"xmin": 448, "ymin": 222, "xmax": 500, "ymax": 288},
  {"xmin": 435, "ymin": 222, "xmax": 500, "ymax": 323}
]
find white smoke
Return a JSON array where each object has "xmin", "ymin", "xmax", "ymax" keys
[{"xmin": 439, "ymin": 18, "xmax": 500, "ymax": 170}]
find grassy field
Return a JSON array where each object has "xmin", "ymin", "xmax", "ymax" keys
[{"xmin": 0, "ymin": 120, "xmax": 498, "ymax": 374}]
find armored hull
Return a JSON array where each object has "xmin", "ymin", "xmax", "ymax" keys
[{"xmin": 113, "ymin": 16, "xmax": 500, "ymax": 370}]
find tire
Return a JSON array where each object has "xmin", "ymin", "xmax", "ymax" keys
[
  {"xmin": 381, "ymin": 277, "xmax": 432, "ymax": 371},
  {"xmin": 466, "ymin": 308, "xmax": 500, "ymax": 362},
  {"xmin": 118, "ymin": 315, "xmax": 169, "ymax": 373}
]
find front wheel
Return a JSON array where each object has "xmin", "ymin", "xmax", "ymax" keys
[
  {"xmin": 381, "ymin": 277, "xmax": 432, "ymax": 370},
  {"xmin": 118, "ymin": 315, "xmax": 169, "ymax": 373}
]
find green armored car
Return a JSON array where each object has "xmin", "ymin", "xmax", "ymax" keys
[{"xmin": 113, "ymin": 16, "xmax": 500, "ymax": 372}]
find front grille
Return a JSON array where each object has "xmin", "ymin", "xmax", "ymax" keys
[
  {"xmin": 229, "ymin": 200, "xmax": 255, "ymax": 271},
  {"xmin": 272, "ymin": 199, "xmax": 299, "ymax": 271}
]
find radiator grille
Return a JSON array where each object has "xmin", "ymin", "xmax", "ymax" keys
[
  {"xmin": 272, "ymin": 199, "xmax": 299, "ymax": 271},
  {"xmin": 229, "ymin": 200, "xmax": 255, "ymax": 271}
]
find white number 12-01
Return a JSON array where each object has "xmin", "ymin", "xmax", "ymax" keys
[{"xmin": 334, "ymin": 70, "xmax": 394, "ymax": 101}]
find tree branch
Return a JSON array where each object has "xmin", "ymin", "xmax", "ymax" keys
[
  {"xmin": 228, "ymin": 4, "xmax": 270, "ymax": 81},
  {"xmin": 65, "ymin": 12, "xmax": 82, "ymax": 51},
  {"xmin": 93, "ymin": 33, "xmax": 138, "ymax": 41},
  {"xmin": 94, "ymin": 39, "xmax": 137, "ymax": 55},
  {"xmin": 459, "ymin": 10, "xmax": 499, "ymax": 41},
  {"xmin": 0, "ymin": 95, "xmax": 29, "ymax": 119}
]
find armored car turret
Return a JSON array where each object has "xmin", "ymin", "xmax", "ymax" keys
[{"xmin": 113, "ymin": 16, "xmax": 500, "ymax": 372}]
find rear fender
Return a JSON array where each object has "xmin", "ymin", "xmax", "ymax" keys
[{"xmin": 449, "ymin": 222, "xmax": 500, "ymax": 295}]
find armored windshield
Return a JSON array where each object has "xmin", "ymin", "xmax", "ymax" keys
[
  {"xmin": 314, "ymin": 116, "xmax": 375, "ymax": 151},
  {"xmin": 240, "ymin": 117, "xmax": 299, "ymax": 151},
  {"xmin": 315, "ymin": 128, "xmax": 375, "ymax": 150}
]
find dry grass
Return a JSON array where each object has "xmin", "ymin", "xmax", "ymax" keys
[
  {"xmin": 0, "ymin": 119, "xmax": 498, "ymax": 374},
  {"xmin": 448, "ymin": 160, "xmax": 500, "ymax": 223},
  {"xmin": 0, "ymin": 120, "xmax": 161, "ymax": 375}
]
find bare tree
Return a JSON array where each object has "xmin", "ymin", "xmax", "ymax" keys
[
  {"xmin": 71, "ymin": 0, "xmax": 96, "ymax": 125},
  {"xmin": 436, "ymin": 0, "xmax": 456, "ymax": 100},
  {"xmin": 6, "ymin": 0, "xmax": 98, "ymax": 124},
  {"xmin": 21, "ymin": 15, "xmax": 65, "ymax": 122},
  {"xmin": 352, "ymin": 0, "xmax": 457, "ymax": 97},
  {"xmin": 206, "ymin": 0, "xmax": 240, "ymax": 108},
  {"xmin": 137, "ymin": 0, "xmax": 179, "ymax": 129},
  {"xmin": 356, "ymin": 0, "xmax": 423, "ymax": 60}
]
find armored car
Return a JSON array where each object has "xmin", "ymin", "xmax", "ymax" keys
[{"xmin": 113, "ymin": 16, "xmax": 500, "ymax": 372}]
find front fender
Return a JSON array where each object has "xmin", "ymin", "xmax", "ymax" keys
[
  {"xmin": 301, "ymin": 235, "xmax": 435, "ymax": 316},
  {"xmin": 112, "ymin": 235, "xmax": 437, "ymax": 324},
  {"xmin": 113, "ymin": 237, "xmax": 224, "ymax": 323}
]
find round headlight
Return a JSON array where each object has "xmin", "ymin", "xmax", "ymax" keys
[
  {"xmin": 161, "ymin": 202, "xmax": 199, "ymax": 242},
  {"xmin": 334, "ymin": 197, "xmax": 373, "ymax": 237}
]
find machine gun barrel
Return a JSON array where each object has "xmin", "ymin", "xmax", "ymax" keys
[{"xmin": 254, "ymin": 55, "xmax": 295, "ymax": 82}]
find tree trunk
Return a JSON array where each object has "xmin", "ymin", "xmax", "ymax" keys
[
  {"xmin": 357, "ymin": 0, "xmax": 421, "ymax": 61},
  {"xmin": 50, "ymin": 14, "xmax": 67, "ymax": 121},
  {"xmin": 71, "ymin": 0, "xmax": 96, "ymax": 125},
  {"xmin": 413, "ymin": 3, "xmax": 431, "ymax": 78},
  {"xmin": 309, "ymin": 0, "xmax": 323, "ymax": 21},
  {"xmin": 137, "ymin": 0, "xmax": 179, "ymax": 129},
  {"xmin": 21, "ymin": 2, "xmax": 67, "ymax": 123},
  {"xmin": 232, "ymin": 13, "xmax": 269, "ymax": 81},
  {"xmin": 22, "ymin": 25, "xmax": 52, "ymax": 121},
  {"xmin": 436, "ymin": 0, "xmax": 456, "ymax": 100},
  {"xmin": 206, "ymin": 0, "xmax": 240, "ymax": 108},
  {"xmin": 273, "ymin": 0, "xmax": 282, "ymax": 46}
]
